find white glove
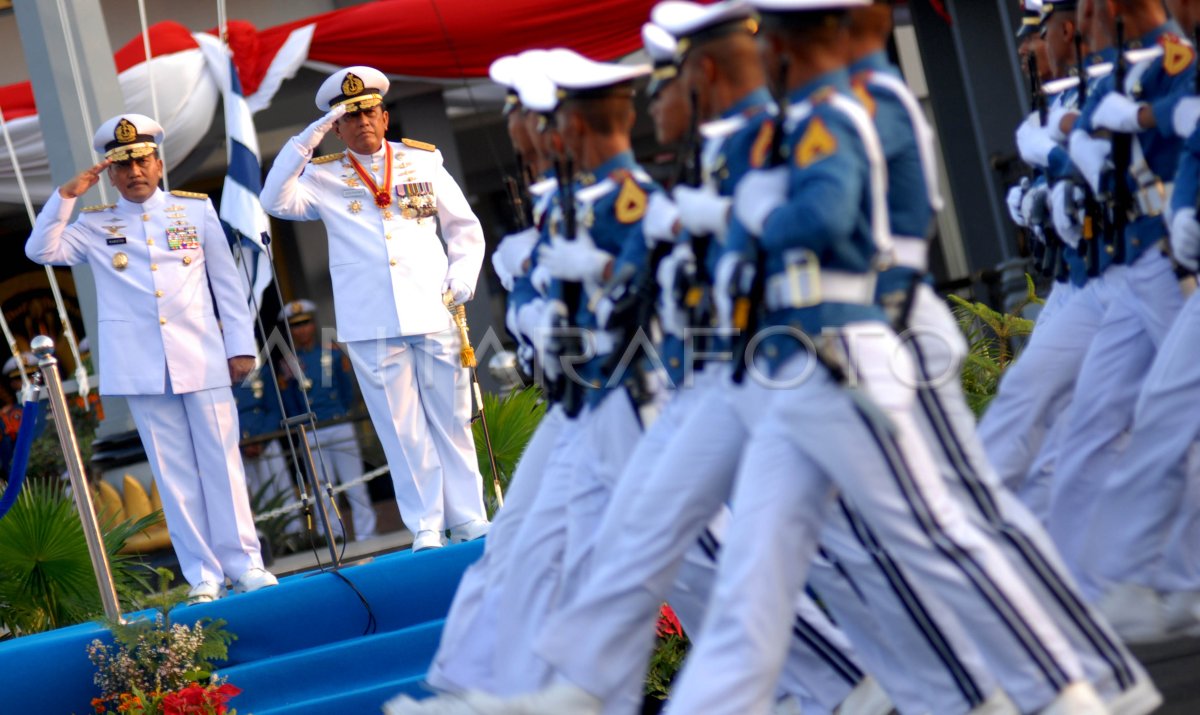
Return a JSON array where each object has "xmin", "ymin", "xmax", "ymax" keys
[
  {"xmin": 734, "ymin": 166, "xmax": 790, "ymax": 236},
  {"xmin": 713, "ymin": 251, "xmax": 742, "ymax": 336},
  {"xmin": 673, "ymin": 184, "xmax": 732, "ymax": 238},
  {"xmin": 1091, "ymin": 92, "xmax": 1144, "ymax": 134},
  {"xmin": 594, "ymin": 295, "xmax": 615, "ymax": 331},
  {"xmin": 1021, "ymin": 183, "xmax": 1049, "ymax": 232},
  {"xmin": 1068, "ymin": 130, "xmax": 1112, "ymax": 195},
  {"xmin": 1046, "ymin": 103, "xmax": 1073, "ymax": 143},
  {"xmin": 530, "ymin": 264, "xmax": 552, "ymax": 295},
  {"xmin": 1016, "ymin": 115, "xmax": 1057, "ymax": 168},
  {"xmin": 517, "ymin": 299, "xmax": 560, "ymax": 380},
  {"xmin": 655, "ymin": 244, "xmax": 694, "ymax": 338},
  {"xmin": 1050, "ymin": 181, "xmax": 1084, "ymax": 249},
  {"xmin": 1173, "ymin": 96, "xmax": 1200, "ymax": 139},
  {"xmin": 1007, "ymin": 179, "xmax": 1030, "ymax": 227},
  {"xmin": 643, "ymin": 191, "xmax": 681, "ymax": 246},
  {"xmin": 296, "ymin": 105, "xmax": 348, "ymax": 153},
  {"xmin": 442, "ymin": 277, "xmax": 472, "ymax": 306},
  {"xmin": 538, "ymin": 229, "xmax": 612, "ymax": 282},
  {"xmin": 1171, "ymin": 208, "xmax": 1200, "ymax": 273},
  {"xmin": 492, "ymin": 227, "xmax": 539, "ymax": 290},
  {"xmin": 505, "ymin": 304, "xmax": 523, "ymax": 345}
]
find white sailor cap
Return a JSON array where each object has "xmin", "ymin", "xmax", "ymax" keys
[
  {"xmin": 545, "ymin": 53, "xmax": 651, "ymax": 102},
  {"xmin": 279, "ymin": 299, "xmax": 318, "ymax": 324},
  {"xmin": 3, "ymin": 352, "xmax": 35, "ymax": 378},
  {"xmin": 513, "ymin": 50, "xmax": 562, "ymax": 115},
  {"xmin": 93, "ymin": 114, "xmax": 163, "ymax": 163},
  {"xmin": 316, "ymin": 66, "xmax": 390, "ymax": 112},
  {"xmin": 652, "ymin": 1, "xmax": 757, "ymax": 60},
  {"xmin": 1017, "ymin": 0, "xmax": 1044, "ymax": 39},
  {"xmin": 490, "ymin": 55, "xmax": 523, "ymax": 116},
  {"xmin": 750, "ymin": 0, "xmax": 870, "ymax": 12},
  {"xmin": 642, "ymin": 23, "xmax": 681, "ymax": 98}
]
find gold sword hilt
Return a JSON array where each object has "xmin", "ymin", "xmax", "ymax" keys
[{"xmin": 444, "ymin": 292, "xmax": 477, "ymax": 368}]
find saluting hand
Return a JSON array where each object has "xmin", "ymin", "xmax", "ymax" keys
[{"xmin": 59, "ymin": 160, "xmax": 112, "ymax": 199}]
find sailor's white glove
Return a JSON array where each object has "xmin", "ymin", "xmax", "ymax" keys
[
  {"xmin": 734, "ymin": 167, "xmax": 789, "ymax": 236},
  {"xmin": 296, "ymin": 105, "xmax": 347, "ymax": 153},
  {"xmin": 1016, "ymin": 115, "xmax": 1057, "ymax": 168},
  {"xmin": 530, "ymin": 264, "xmax": 552, "ymax": 295},
  {"xmin": 538, "ymin": 229, "xmax": 611, "ymax": 282},
  {"xmin": 1046, "ymin": 103, "xmax": 1073, "ymax": 143},
  {"xmin": 492, "ymin": 227, "xmax": 539, "ymax": 290},
  {"xmin": 1021, "ymin": 183, "xmax": 1050, "ymax": 233},
  {"xmin": 1091, "ymin": 92, "xmax": 1144, "ymax": 134},
  {"xmin": 1068, "ymin": 129, "xmax": 1112, "ymax": 195},
  {"xmin": 643, "ymin": 191, "xmax": 681, "ymax": 246},
  {"xmin": 1173, "ymin": 96, "xmax": 1200, "ymax": 139},
  {"xmin": 1050, "ymin": 181, "xmax": 1084, "ymax": 249},
  {"xmin": 655, "ymin": 243, "xmax": 695, "ymax": 338},
  {"xmin": 1170, "ymin": 208, "xmax": 1200, "ymax": 273},
  {"xmin": 1007, "ymin": 179, "xmax": 1030, "ymax": 227},
  {"xmin": 674, "ymin": 184, "xmax": 732, "ymax": 238},
  {"xmin": 442, "ymin": 278, "xmax": 472, "ymax": 307}
]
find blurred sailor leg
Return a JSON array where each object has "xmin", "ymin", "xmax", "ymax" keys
[
  {"xmin": 128, "ymin": 384, "xmax": 264, "ymax": 587},
  {"xmin": 345, "ymin": 327, "xmax": 486, "ymax": 540},
  {"xmin": 309, "ymin": 421, "xmax": 375, "ymax": 541}
]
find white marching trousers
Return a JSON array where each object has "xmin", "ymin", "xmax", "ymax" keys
[
  {"xmin": 244, "ymin": 441, "xmax": 299, "ymax": 535},
  {"xmin": 667, "ymin": 328, "xmax": 1084, "ymax": 715},
  {"xmin": 428, "ymin": 405, "xmax": 567, "ymax": 694},
  {"xmin": 345, "ymin": 330, "xmax": 486, "ymax": 535},
  {"xmin": 905, "ymin": 285, "xmax": 1144, "ymax": 701},
  {"xmin": 1084, "ymin": 287, "xmax": 1200, "ymax": 594},
  {"xmin": 1045, "ymin": 252, "xmax": 1184, "ymax": 581},
  {"xmin": 127, "ymin": 385, "xmax": 264, "ymax": 587},
  {"xmin": 977, "ymin": 274, "xmax": 1103, "ymax": 498},
  {"xmin": 306, "ymin": 422, "xmax": 375, "ymax": 540}
]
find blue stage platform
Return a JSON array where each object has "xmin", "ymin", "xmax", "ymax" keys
[{"xmin": 0, "ymin": 539, "xmax": 482, "ymax": 714}]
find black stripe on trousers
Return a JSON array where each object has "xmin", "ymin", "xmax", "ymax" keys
[
  {"xmin": 908, "ymin": 340, "xmax": 1135, "ymax": 690},
  {"xmin": 851, "ymin": 396, "xmax": 1073, "ymax": 691},
  {"xmin": 838, "ymin": 499, "xmax": 986, "ymax": 706},
  {"xmin": 694, "ymin": 528, "xmax": 864, "ymax": 686}
]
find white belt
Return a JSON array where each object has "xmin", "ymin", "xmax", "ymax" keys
[
  {"xmin": 890, "ymin": 236, "xmax": 929, "ymax": 272},
  {"xmin": 765, "ymin": 270, "xmax": 877, "ymax": 310},
  {"xmin": 1134, "ymin": 180, "xmax": 1172, "ymax": 218}
]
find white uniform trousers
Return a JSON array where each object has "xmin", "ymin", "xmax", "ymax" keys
[
  {"xmin": 536, "ymin": 366, "xmax": 998, "ymax": 715},
  {"xmin": 1032, "ymin": 280, "xmax": 1078, "ymax": 332},
  {"xmin": 344, "ymin": 329, "xmax": 486, "ymax": 535},
  {"xmin": 427, "ymin": 406, "xmax": 567, "ymax": 695},
  {"xmin": 977, "ymin": 274, "xmax": 1104, "ymax": 499},
  {"xmin": 1046, "ymin": 251, "xmax": 1184, "ymax": 580},
  {"xmin": 244, "ymin": 440, "xmax": 289, "ymax": 504},
  {"xmin": 1083, "ymin": 287, "xmax": 1200, "ymax": 594},
  {"xmin": 490, "ymin": 415, "xmax": 587, "ymax": 695},
  {"xmin": 127, "ymin": 385, "xmax": 264, "ymax": 587},
  {"xmin": 666, "ymin": 327, "xmax": 1085, "ymax": 715},
  {"xmin": 307, "ymin": 422, "xmax": 375, "ymax": 541},
  {"xmin": 906, "ymin": 285, "xmax": 1144, "ymax": 701}
]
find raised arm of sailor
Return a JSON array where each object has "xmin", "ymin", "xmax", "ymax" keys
[
  {"xmin": 435, "ymin": 157, "xmax": 485, "ymax": 299},
  {"xmin": 25, "ymin": 190, "xmax": 92, "ymax": 266},
  {"xmin": 260, "ymin": 139, "xmax": 323, "ymax": 222},
  {"xmin": 201, "ymin": 200, "xmax": 257, "ymax": 363}
]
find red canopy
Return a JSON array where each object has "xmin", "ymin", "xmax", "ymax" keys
[{"xmin": 0, "ymin": 0, "xmax": 659, "ymax": 119}]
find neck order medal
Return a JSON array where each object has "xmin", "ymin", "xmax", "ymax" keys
[{"xmin": 346, "ymin": 143, "xmax": 394, "ymax": 210}]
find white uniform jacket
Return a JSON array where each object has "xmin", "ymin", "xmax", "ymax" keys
[
  {"xmin": 26, "ymin": 189, "xmax": 255, "ymax": 396},
  {"xmin": 260, "ymin": 138, "xmax": 485, "ymax": 341}
]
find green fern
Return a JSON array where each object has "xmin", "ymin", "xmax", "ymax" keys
[
  {"xmin": 0, "ymin": 479, "xmax": 156, "ymax": 636},
  {"xmin": 472, "ymin": 386, "xmax": 547, "ymax": 516}
]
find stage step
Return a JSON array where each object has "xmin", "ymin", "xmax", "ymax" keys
[
  {"xmin": 253, "ymin": 673, "xmax": 429, "ymax": 715},
  {"xmin": 220, "ymin": 619, "xmax": 445, "ymax": 713}
]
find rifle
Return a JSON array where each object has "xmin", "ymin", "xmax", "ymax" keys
[
  {"xmin": 547, "ymin": 156, "xmax": 586, "ymax": 418},
  {"xmin": 503, "ymin": 152, "xmax": 532, "ymax": 230},
  {"xmin": 731, "ymin": 56, "xmax": 789, "ymax": 384},
  {"xmin": 673, "ymin": 89, "xmax": 716, "ymax": 369},
  {"xmin": 1108, "ymin": 15, "xmax": 1132, "ymax": 266},
  {"xmin": 1074, "ymin": 30, "xmax": 1104, "ymax": 278},
  {"xmin": 1025, "ymin": 52, "xmax": 1055, "ymax": 276}
]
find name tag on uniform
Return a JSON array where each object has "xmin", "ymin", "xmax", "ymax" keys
[
  {"xmin": 106, "ymin": 237, "xmax": 126, "ymax": 245},
  {"xmin": 167, "ymin": 225, "xmax": 200, "ymax": 250},
  {"xmin": 343, "ymin": 188, "xmax": 366, "ymax": 198}
]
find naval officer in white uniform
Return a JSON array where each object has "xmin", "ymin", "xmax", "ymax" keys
[
  {"xmin": 25, "ymin": 113, "xmax": 276, "ymax": 603},
  {"xmin": 260, "ymin": 66, "xmax": 489, "ymax": 552}
]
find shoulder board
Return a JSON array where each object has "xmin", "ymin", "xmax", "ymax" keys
[
  {"xmin": 401, "ymin": 138, "xmax": 437, "ymax": 152},
  {"xmin": 1161, "ymin": 34, "xmax": 1195, "ymax": 77},
  {"xmin": 614, "ymin": 174, "xmax": 648, "ymax": 224},
  {"xmin": 311, "ymin": 152, "xmax": 345, "ymax": 165},
  {"xmin": 169, "ymin": 189, "xmax": 208, "ymax": 200},
  {"xmin": 81, "ymin": 204, "xmax": 115, "ymax": 213},
  {"xmin": 850, "ymin": 81, "xmax": 877, "ymax": 118},
  {"xmin": 749, "ymin": 119, "xmax": 775, "ymax": 169}
]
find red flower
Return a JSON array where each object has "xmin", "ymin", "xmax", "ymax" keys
[
  {"xmin": 160, "ymin": 692, "xmax": 184, "ymax": 715},
  {"xmin": 91, "ymin": 697, "xmax": 107, "ymax": 714},
  {"xmin": 656, "ymin": 603, "xmax": 684, "ymax": 638}
]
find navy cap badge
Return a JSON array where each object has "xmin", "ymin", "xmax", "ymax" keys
[
  {"xmin": 342, "ymin": 72, "xmax": 365, "ymax": 97},
  {"xmin": 115, "ymin": 118, "xmax": 137, "ymax": 144}
]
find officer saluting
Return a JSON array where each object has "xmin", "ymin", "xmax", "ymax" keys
[
  {"xmin": 260, "ymin": 67, "xmax": 489, "ymax": 552},
  {"xmin": 25, "ymin": 113, "xmax": 276, "ymax": 603}
]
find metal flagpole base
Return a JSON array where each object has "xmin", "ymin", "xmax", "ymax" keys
[
  {"xmin": 281, "ymin": 412, "xmax": 342, "ymax": 568},
  {"xmin": 32, "ymin": 335, "xmax": 123, "ymax": 623}
]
